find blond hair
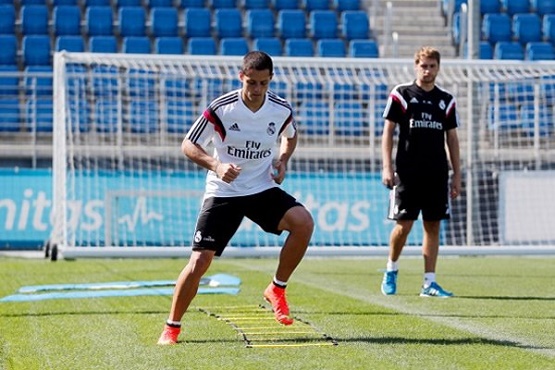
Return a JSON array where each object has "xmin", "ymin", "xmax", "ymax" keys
[{"xmin": 414, "ymin": 46, "xmax": 441, "ymax": 65}]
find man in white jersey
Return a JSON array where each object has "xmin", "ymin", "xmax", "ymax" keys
[{"xmin": 158, "ymin": 51, "xmax": 314, "ymax": 345}]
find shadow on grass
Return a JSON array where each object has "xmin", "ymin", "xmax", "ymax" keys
[{"xmin": 0, "ymin": 309, "xmax": 169, "ymax": 318}]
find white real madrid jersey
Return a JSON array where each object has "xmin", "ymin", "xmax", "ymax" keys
[{"xmin": 185, "ymin": 89, "xmax": 297, "ymax": 198}]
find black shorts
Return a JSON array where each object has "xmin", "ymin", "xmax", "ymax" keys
[
  {"xmin": 192, "ymin": 187, "xmax": 303, "ymax": 256},
  {"xmin": 387, "ymin": 171, "xmax": 450, "ymax": 221}
]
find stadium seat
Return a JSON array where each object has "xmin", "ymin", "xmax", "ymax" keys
[
  {"xmin": 128, "ymin": 68, "xmax": 156, "ymax": 96},
  {"xmin": 493, "ymin": 41, "xmax": 524, "ymax": 59},
  {"xmin": 487, "ymin": 103, "xmax": 520, "ymax": 131},
  {"xmin": 501, "ymin": 0, "xmax": 529, "ymax": 15},
  {"xmin": 55, "ymin": 35, "xmax": 85, "ymax": 52},
  {"xmin": 148, "ymin": 0, "xmax": 174, "ymax": 6},
  {"xmin": 187, "ymin": 37, "xmax": 217, "ymax": 55},
  {"xmin": 284, "ymin": 38, "xmax": 314, "ymax": 56},
  {"xmin": 277, "ymin": 10, "xmax": 307, "ymax": 39},
  {"xmin": 155, "ymin": 37, "xmax": 184, "ymax": 54},
  {"xmin": 244, "ymin": 0, "xmax": 270, "ymax": 9},
  {"xmin": 333, "ymin": 0, "xmax": 360, "ymax": 11},
  {"xmin": 86, "ymin": 6, "xmax": 114, "ymax": 36},
  {"xmin": 341, "ymin": 10, "xmax": 370, "ymax": 41},
  {"xmin": 184, "ymin": 8, "xmax": 212, "ymax": 38},
  {"xmin": 482, "ymin": 13, "xmax": 512, "ymax": 44},
  {"xmin": 21, "ymin": 0, "xmax": 46, "ymax": 4},
  {"xmin": 180, "ymin": 0, "xmax": 205, "ymax": 7},
  {"xmin": 349, "ymin": 39, "xmax": 379, "ymax": 58},
  {"xmin": 89, "ymin": 36, "xmax": 118, "ymax": 53},
  {"xmin": 247, "ymin": 9, "xmax": 275, "ymax": 39},
  {"xmin": 520, "ymin": 103, "xmax": 554, "ymax": 137},
  {"xmin": 21, "ymin": 5, "xmax": 49, "ymax": 35},
  {"xmin": 0, "ymin": 98, "xmax": 20, "ymax": 132},
  {"xmin": 129, "ymin": 100, "xmax": 159, "ymax": 133},
  {"xmin": 272, "ymin": 0, "xmax": 299, "ymax": 10},
  {"xmin": 334, "ymin": 102, "xmax": 366, "ymax": 136},
  {"xmin": 92, "ymin": 65, "xmax": 119, "ymax": 96},
  {"xmin": 480, "ymin": 0, "xmax": 501, "ymax": 14},
  {"xmin": 166, "ymin": 99, "xmax": 195, "ymax": 133},
  {"xmin": 542, "ymin": 14, "xmax": 555, "ymax": 43},
  {"xmin": 525, "ymin": 42, "xmax": 554, "ymax": 60},
  {"xmin": 0, "ymin": 35, "xmax": 18, "ymax": 65},
  {"xmin": 122, "ymin": 36, "xmax": 152, "ymax": 53},
  {"xmin": 53, "ymin": 5, "xmax": 81, "ymax": 36},
  {"xmin": 441, "ymin": 0, "xmax": 466, "ymax": 16},
  {"xmin": 452, "ymin": 11, "xmax": 462, "ymax": 46},
  {"xmin": 466, "ymin": 41, "xmax": 494, "ymax": 59},
  {"xmin": 24, "ymin": 66, "xmax": 53, "ymax": 97},
  {"xmin": 211, "ymin": 0, "xmax": 237, "ymax": 8},
  {"xmin": 299, "ymin": 101, "xmax": 330, "ymax": 135},
  {"xmin": 303, "ymin": 0, "xmax": 329, "ymax": 12},
  {"xmin": 316, "ymin": 39, "xmax": 346, "ymax": 57},
  {"xmin": 150, "ymin": 7, "xmax": 179, "ymax": 37},
  {"xmin": 220, "ymin": 38, "xmax": 249, "ymax": 55},
  {"xmin": 94, "ymin": 100, "xmax": 119, "ymax": 132},
  {"xmin": 0, "ymin": 5, "xmax": 15, "ymax": 34},
  {"xmin": 117, "ymin": 0, "xmax": 142, "ymax": 6},
  {"xmin": 310, "ymin": 10, "xmax": 338, "ymax": 40},
  {"xmin": 85, "ymin": 0, "xmax": 111, "ymax": 5},
  {"xmin": 533, "ymin": 0, "xmax": 555, "ymax": 16},
  {"xmin": 215, "ymin": 9, "xmax": 243, "ymax": 39},
  {"xmin": 118, "ymin": 7, "xmax": 146, "ymax": 37},
  {"xmin": 22, "ymin": 35, "xmax": 51, "ymax": 66},
  {"xmin": 53, "ymin": 0, "xmax": 79, "ymax": 5},
  {"xmin": 253, "ymin": 37, "xmax": 283, "ymax": 56},
  {"xmin": 25, "ymin": 98, "xmax": 53, "ymax": 132},
  {"xmin": 512, "ymin": 13, "xmax": 542, "ymax": 46},
  {"xmin": 0, "ymin": 65, "xmax": 19, "ymax": 96}
]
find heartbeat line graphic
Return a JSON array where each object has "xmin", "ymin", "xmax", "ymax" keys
[{"xmin": 118, "ymin": 196, "xmax": 163, "ymax": 231}]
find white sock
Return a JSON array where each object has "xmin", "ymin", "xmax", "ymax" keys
[
  {"xmin": 273, "ymin": 277, "xmax": 287, "ymax": 288},
  {"xmin": 166, "ymin": 320, "xmax": 181, "ymax": 327},
  {"xmin": 423, "ymin": 272, "xmax": 435, "ymax": 288},
  {"xmin": 386, "ymin": 259, "xmax": 398, "ymax": 272}
]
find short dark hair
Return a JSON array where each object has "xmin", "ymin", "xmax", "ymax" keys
[
  {"xmin": 414, "ymin": 46, "xmax": 441, "ymax": 65},
  {"xmin": 241, "ymin": 51, "xmax": 273, "ymax": 75}
]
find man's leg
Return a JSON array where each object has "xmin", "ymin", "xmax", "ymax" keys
[
  {"xmin": 381, "ymin": 219, "xmax": 414, "ymax": 295},
  {"xmin": 420, "ymin": 220, "xmax": 453, "ymax": 297}
]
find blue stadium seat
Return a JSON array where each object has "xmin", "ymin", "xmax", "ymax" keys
[
  {"xmin": 184, "ymin": 8, "xmax": 212, "ymax": 38},
  {"xmin": 334, "ymin": 102, "xmax": 366, "ymax": 136},
  {"xmin": 117, "ymin": 0, "xmax": 142, "ymax": 6},
  {"xmin": 215, "ymin": 9, "xmax": 243, "ymax": 39},
  {"xmin": 253, "ymin": 37, "xmax": 283, "ymax": 56},
  {"xmin": 53, "ymin": 5, "xmax": 81, "ymax": 36},
  {"xmin": 452, "ymin": 11, "xmax": 462, "ymax": 46},
  {"xmin": 127, "ymin": 69, "xmax": 156, "ymax": 97},
  {"xmin": 481, "ymin": 0, "xmax": 501, "ymax": 14},
  {"xmin": 92, "ymin": 65, "xmax": 119, "ymax": 96},
  {"xmin": 89, "ymin": 36, "xmax": 118, "ymax": 53},
  {"xmin": 0, "ymin": 98, "xmax": 20, "ymax": 132},
  {"xmin": 277, "ymin": 10, "xmax": 306, "ymax": 39},
  {"xmin": 21, "ymin": 0, "xmax": 46, "ymax": 4},
  {"xmin": 494, "ymin": 41, "xmax": 524, "ymax": 60},
  {"xmin": 533, "ymin": 0, "xmax": 555, "ymax": 16},
  {"xmin": 53, "ymin": 0, "xmax": 79, "ymax": 5},
  {"xmin": 85, "ymin": 0, "xmax": 111, "ymax": 5},
  {"xmin": 21, "ymin": 5, "xmax": 49, "ymax": 35},
  {"xmin": 303, "ymin": 0, "xmax": 329, "ymax": 11},
  {"xmin": 155, "ymin": 37, "xmax": 184, "ymax": 54},
  {"xmin": 341, "ymin": 10, "xmax": 370, "ymax": 41},
  {"xmin": 166, "ymin": 99, "xmax": 195, "ymax": 133},
  {"xmin": 122, "ymin": 36, "xmax": 152, "ymax": 53},
  {"xmin": 525, "ymin": 42, "xmax": 554, "ymax": 60},
  {"xmin": 542, "ymin": 14, "xmax": 555, "ymax": 43},
  {"xmin": 333, "ymin": 0, "xmax": 360, "ymax": 11},
  {"xmin": 0, "ymin": 5, "xmax": 15, "ymax": 34},
  {"xmin": 284, "ymin": 38, "xmax": 314, "ymax": 56},
  {"xmin": 0, "ymin": 66, "xmax": 19, "ymax": 96},
  {"xmin": 0, "ymin": 35, "xmax": 18, "ymax": 65},
  {"xmin": 119, "ymin": 7, "xmax": 146, "ymax": 37},
  {"xmin": 94, "ymin": 100, "xmax": 119, "ymax": 132},
  {"xmin": 272, "ymin": 0, "xmax": 299, "ymax": 10},
  {"xmin": 520, "ymin": 103, "xmax": 554, "ymax": 137},
  {"xmin": 150, "ymin": 7, "xmax": 179, "ymax": 37},
  {"xmin": 180, "ymin": 0, "xmax": 205, "ymax": 7},
  {"xmin": 316, "ymin": 39, "xmax": 346, "ymax": 57},
  {"xmin": 349, "ymin": 39, "xmax": 379, "ymax": 58},
  {"xmin": 211, "ymin": 0, "xmax": 237, "ymax": 8},
  {"xmin": 220, "ymin": 38, "xmax": 249, "ymax": 55},
  {"xmin": 187, "ymin": 37, "xmax": 217, "ymax": 55},
  {"xmin": 25, "ymin": 98, "xmax": 53, "ymax": 132},
  {"xmin": 487, "ymin": 103, "xmax": 520, "ymax": 131},
  {"xmin": 482, "ymin": 13, "xmax": 512, "ymax": 44},
  {"xmin": 55, "ymin": 35, "xmax": 85, "ymax": 52},
  {"xmin": 441, "ymin": 0, "xmax": 466, "ymax": 16},
  {"xmin": 148, "ymin": 0, "xmax": 174, "ymax": 6},
  {"xmin": 501, "ymin": 0, "xmax": 529, "ymax": 15},
  {"xmin": 86, "ymin": 6, "xmax": 114, "ymax": 36},
  {"xmin": 299, "ymin": 101, "xmax": 330, "ymax": 135},
  {"xmin": 130, "ymin": 100, "xmax": 159, "ymax": 133},
  {"xmin": 22, "ymin": 35, "xmax": 51, "ymax": 66},
  {"xmin": 24, "ymin": 66, "xmax": 53, "ymax": 97},
  {"xmin": 513, "ymin": 13, "xmax": 542, "ymax": 46},
  {"xmin": 244, "ymin": 0, "xmax": 270, "ymax": 9},
  {"xmin": 310, "ymin": 10, "xmax": 338, "ymax": 40},
  {"xmin": 247, "ymin": 9, "xmax": 275, "ymax": 39},
  {"xmin": 466, "ymin": 41, "xmax": 494, "ymax": 59}
]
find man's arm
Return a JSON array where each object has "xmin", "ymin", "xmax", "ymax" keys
[
  {"xmin": 181, "ymin": 138, "xmax": 241, "ymax": 183},
  {"xmin": 446, "ymin": 128, "xmax": 461, "ymax": 199},
  {"xmin": 273, "ymin": 132, "xmax": 298, "ymax": 184},
  {"xmin": 381, "ymin": 119, "xmax": 396, "ymax": 189}
]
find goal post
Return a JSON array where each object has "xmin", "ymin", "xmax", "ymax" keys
[{"xmin": 52, "ymin": 51, "xmax": 555, "ymax": 258}]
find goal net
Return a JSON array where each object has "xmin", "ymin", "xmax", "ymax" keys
[{"xmin": 52, "ymin": 52, "xmax": 555, "ymax": 258}]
